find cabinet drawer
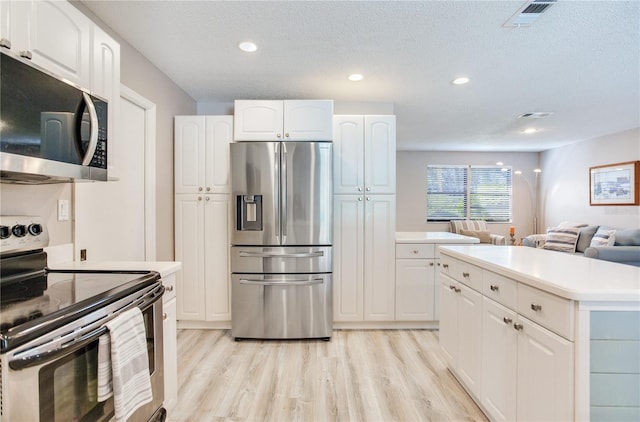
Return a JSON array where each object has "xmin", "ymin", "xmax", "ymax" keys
[
  {"xmin": 440, "ymin": 255, "xmax": 457, "ymax": 278},
  {"xmin": 483, "ymin": 270, "xmax": 517, "ymax": 310},
  {"xmin": 396, "ymin": 243, "xmax": 435, "ymax": 259},
  {"xmin": 456, "ymin": 261, "xmax": 483, "ymax": 292},
  {"xmin": 162, "ymin": 273, "xmax": 177, "ymax": 302},
  {"xmin": 517, "ymin": 283, "xmax": 575, "ymax": 341}
]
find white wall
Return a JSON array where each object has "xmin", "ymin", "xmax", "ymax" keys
[
  {"xmin": 540, "ymin": 128, "xmax": 640, "ymax": 230},
  {"xmin": 396, "ymin": 151, "xmax": 541, "ymax": 240}
]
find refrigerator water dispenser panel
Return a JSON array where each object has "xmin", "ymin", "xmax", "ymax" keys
[{"xmin": 237, "ymin": 195, "xmax": 263, "ymax": 231}]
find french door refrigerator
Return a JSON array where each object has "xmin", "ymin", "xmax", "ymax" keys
[{"xmin": 230, "ymin": 141, "xmax": 333, "ymax": 340}]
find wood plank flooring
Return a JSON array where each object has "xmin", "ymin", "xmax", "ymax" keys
[{"xmin": 167, "ymin": 329, "xmax": 488, "ymax": 422}]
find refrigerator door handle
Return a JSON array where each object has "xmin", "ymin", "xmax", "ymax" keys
[
  {"xmin": 274, "ymin": 142, "xmax": 281, "ymax": 241},
  {"xmin": 238, "ymin": 251, "xmax": 325, "ymax": 258},
  {"xmin": 239, "ymin": 278, "xmax": 324, "ymax": 286},
  {"xmin": 281, "ymin": 142, "xmax": 288, "ymax": 242}
]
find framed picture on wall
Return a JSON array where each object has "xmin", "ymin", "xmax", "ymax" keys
[{"xmin": 589, "ymin": 160, "xmax": 640, "ymax": 206}]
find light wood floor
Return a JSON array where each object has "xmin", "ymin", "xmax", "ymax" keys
[{"xmin": 167, "ymin": 329, "xmax": 488, "ymax": 422}]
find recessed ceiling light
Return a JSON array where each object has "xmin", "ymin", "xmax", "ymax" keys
[
  {"xmin": 496, "ymin": 161, "xmax": 504, "ymax": 166},
  {"xmin": 514, "ymin": 170, "xmax": 523, "ymax": 175},
  {"xmin": 523, "ymin": 128, "xmax": 538, "ymax": 134},
  {"xmin": 238, "ymin": 41, "xmax": 257, "ymax": 52},
  {"xmin": 451, "ymin": 77, "xmax": 470, "ymax": 85},
  {"xmin": 348, "ymin": 73, "xmax": 364, "ymax": 82}
]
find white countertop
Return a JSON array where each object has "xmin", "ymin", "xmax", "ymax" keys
[
  {"xmin": 50, "ymin": 260, "xmax": 182, "ymax": 278},
  {"xmin": 396, "ymin": 231, "xmax": 480, "ymax": 244},
  {"xmin": 439, "ymin": 245, "xmax": 640, "ymax": 302}
]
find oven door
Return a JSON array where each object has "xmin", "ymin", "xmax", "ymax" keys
[{"xmin": 0, "ymin": 284, "xmax": 164, "ymax": 422}]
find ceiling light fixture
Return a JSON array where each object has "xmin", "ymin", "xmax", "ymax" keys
[
  {"xmin": 496, "ymin": 161, "xmax": 504, "ymax": 166},
  {"xmin": 523, "ymin": 128, "xmax": 537, "ymax": 134},
  {"xmin": 348, "ymin": 73, "xmax": 364, "ymax": 82},
  {"xmin": 451, "ymin": 77, "xmax": 470, "ymax": 85},
  {"xmin": 238, "ymin": 41, "xmax": 257, "ymax": 52}
]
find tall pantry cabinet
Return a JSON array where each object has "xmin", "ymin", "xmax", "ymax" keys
[
  {"xmin": 333, "ymin": 115, "xmax": 397, "ymax": 323},
  {"xmin": 174, "ymin": 116, "xmax": 232, "ymax": 326}
]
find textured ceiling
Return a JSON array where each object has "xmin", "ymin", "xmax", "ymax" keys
[{"xmin": 80, "ymin": 0, "xmax": 640, "ymax": 152}]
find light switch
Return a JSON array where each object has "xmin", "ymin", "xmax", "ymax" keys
[{"xmin": 58, "ymin": 199, "xmax": 69, "ymax": 221}]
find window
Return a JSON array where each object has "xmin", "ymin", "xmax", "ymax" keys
[{"xmin": 427, "ymin": 165, "xmax": 512, "ymax": 222}]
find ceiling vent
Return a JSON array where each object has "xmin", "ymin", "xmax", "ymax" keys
[
  {"xmin": 518, "ymin": 112, "xmax": 554, "ymax": 119},
  {"xmin": 503, "ymin": 0, "xmax": 557, "ymax": 28}
]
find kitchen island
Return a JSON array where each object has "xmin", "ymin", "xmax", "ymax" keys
[{"xmin": 439, "ymin": 245, "xmax": 640, "ymax": 421}]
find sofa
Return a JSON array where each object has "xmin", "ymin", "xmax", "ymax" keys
[
  {"xmin": 523, "ymin": 223, "xmax": 640, "ymax": 267},
  {"xmin": 450, "ymin": 220, "xmax": 507, "ymax": 245}
]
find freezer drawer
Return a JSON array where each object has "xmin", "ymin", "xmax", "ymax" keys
[
  {"xmin": 231, "ymin": 246, "xmax": 332, "ymax": 274},
  {"xmin": 231, "ymin": 273, "xmax": 333, "ymax": 339}
]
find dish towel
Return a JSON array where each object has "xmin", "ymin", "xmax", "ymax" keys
[{"xmin": 97, "ymin": 307, "xmax": 153, "ymax": 422}]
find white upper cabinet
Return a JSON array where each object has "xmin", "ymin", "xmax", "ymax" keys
[
  {"xmin": 333, "ymin": 115, "xmax": 396, "ymax": 194},
  {"xmin": 175, "ymin": 116, "xmax": 233, "ymax": 194},
  {"xmin": 234, "ymin": 100, "xmax": 333, "ymax": 141},
  {"xmin": 1, "ymin": 0, "xmax": 91, "ymax": 88}
]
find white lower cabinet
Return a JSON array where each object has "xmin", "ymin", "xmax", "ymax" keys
[
  {"xmin": 162, "ymin": 296, "xmax": 178, "ymax": 410},
  {"xmin": 174, "ymin": 194, "xmax": 230, "ymax": 322},
  {"xmin": 441, "ymin": 257, "xmax": 575, "ymax": 421},
  {"xmin": 395, "ymin": 258, "xmax": 435, "ymax": 320},
  {"xmin": 333, "ymin": 194, "xmax": 395, "ymax": 322}
]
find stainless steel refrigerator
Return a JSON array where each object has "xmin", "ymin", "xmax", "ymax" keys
[{"xmin": 230, "ymin": 141, "xmax": 333, "ymax": 340}]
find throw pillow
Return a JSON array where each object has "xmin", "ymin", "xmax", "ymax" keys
[
  {"xmin": 543, "ymin": 227, "xmax": 580, "ymax": 253},
  {"xmin": 589, "ymin": 228, "xmax": 616, "ymax": 247},
  {"xmin": 460, "ymin": 229, "xmax": 491, "ymax": 244},
  {"xmin": 576, "ymin": 225, "xmax": 599, "ymax": 253}
]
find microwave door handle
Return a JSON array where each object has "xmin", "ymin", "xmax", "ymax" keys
[{"xmin": 81, "ymin": 92, "xmax": 99, "ymax": 166}]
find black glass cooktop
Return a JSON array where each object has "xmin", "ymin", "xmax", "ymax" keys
[{"xmin": 0, "ymin": 269, "xmax": 160, "ymax": 353}]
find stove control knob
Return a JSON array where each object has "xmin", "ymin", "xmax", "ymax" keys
[
  {"xmin": 28, "ymin": 223, "xmax": 43, "ymax": 236},
  {"xmin": 0, "ymin": 225, "xmax": 10, "ymax": 239},
  {"xmin": 12, "ymin": 224, "xmax": 27, "ymax": 237}
]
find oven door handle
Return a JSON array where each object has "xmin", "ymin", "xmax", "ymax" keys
[{"xmin": 8, "ymin": 283, "xmax": 164, "ymax": 370}]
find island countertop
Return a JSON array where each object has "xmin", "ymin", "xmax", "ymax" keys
[
  {"xmin": 439, "ymin": 245, "xmax": 640, "ymax": 302},
  {"xmin": 396, "ymin": 231, "xmax": 480, "ymax": 244}
]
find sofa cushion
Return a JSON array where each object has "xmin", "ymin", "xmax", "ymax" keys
[
  {"xmin": 589, "ymin": 228, "xmax": 616, "ymax": 247},
  {"xmin": 543, "ymin": 226, "xmax": 580, "ymax": 253},
  {"xmin": 612, "ymin": 228, "xmax": 640, "ymax": 246},
  {"xmin": 460, "ymin": 229, "xmax": 491, "ymax": 243},
  {"xmin": 576, "ymin": 225, "xmax": 599, "ymax": 253},
  {"xmin": 450, "ymin": 220, "xmax": 488, "ymax": 234}
]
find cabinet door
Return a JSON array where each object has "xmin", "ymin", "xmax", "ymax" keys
[
  {"xmin": 333, "ymin": 195, "xmax": 365, "ymax": 321},
  {"xmin": 162, "ymin": 297, "xmax": 178, "ymax": 410},
  {"xmin": 333, "ymin": 115, "xmax": 365, "ymax": 194},
  {"xmin": 364, "ymin": 116, "xmax": 396, "ymax": 194},
  {"xmin": 516, "ymin": 317, "xmax": 574, "ymax": 422},
  {"xmin": 481, "ymin": 297, "xmax": 517, "ymax": 422},
  {"xmin": 14, "ymin": 0, "xmax": 90, "ymax": 88},
  {"xmin": 283, "ymin": 100, "xmax": 333, "ymax": 141},
  {"xmin": 363, "ymin": 195, "xmax": 396, "ymax": 321},
  {"xmin": 457, "ymin": 283, "xmax": 483, "ymax": 398},
  {"xmin": 175, "ymin": 116, "xmax": 206, "ymax": 194},
  {"xmin": 434, "ymin": 259, "xmax": 442, "ymax": 320},
  {"xmin": 395, "ymin": 258, "xmax": 435, "ymax": 320},
  {"xmin": 205, "ymin": 116, "xmax": 233, "ymax": 193},
  {"xmin": 233, "ymin": 100, "xmax": 283, "ymax": 141},
  {"xmin": 91, "ymin": 25, "xmax": 120, "ymax": 178},
  {"xmin": 204, "ymin": 194, "xmax": 231, "ymax": 321},
  {"xmin": 439, "ymin": 276, "xmax": 458, "ymax": 367},
  {"xmin": 175, "ymin": 194, "xmax": 206, "ymax": 320}
]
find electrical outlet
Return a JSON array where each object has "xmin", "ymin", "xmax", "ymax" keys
[
  {"xmin": 58, "ymin": 199, "xmax": 69, "ymax": 221},
  {"xmin": 80, "ymin": 249, "xmax": 87, "ymax": 261}
]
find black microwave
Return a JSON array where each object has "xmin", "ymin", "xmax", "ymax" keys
[{"xmin": 0, "ymin": 51, "xmax": 108, "ymax": 183}]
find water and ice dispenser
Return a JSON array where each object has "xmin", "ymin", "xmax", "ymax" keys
[{"xmin": 236, "ymin": 195, "xmax": 263, "ymax": 231}]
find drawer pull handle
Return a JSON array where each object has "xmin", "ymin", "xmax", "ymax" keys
[
  {"xmin": 530, "ymin": 303, "xmax": 542, "ymax": 312},
  {"xmin": 513, "ymin": 323, "xmax": 523, "ymax": 331},
  {"xmin": 462, "ymin": 272, "xmax": 470, "ymax": 278},
  {"xmin": 413, "ymin": 250, "xmax": 419, "ymax": 254},
  {"xmin": 165, "ymin": 285, "xmax": 174, "ymax": 292},
  {"xmin": 490, "ymin": 285, "xmax": 499, "ymax": 292},
  {"xmin": 449, "ymin": 285, "xmax": 456, "ymax": 291},
  {"xmin": 454, "ymin": 287, "xmax": 461, "ymax": 293},
  {"xmin": 443, "ymin": 264, "xmax": 449, "ymax": 269},
  {"xmin": 163, "ymin": 313, "xmax": 168, "ymax": 320},
  {"xmin": 429, "ymin": 262, "xmax": 434, "ymax": 267},
  {"xmin": 503, "ymin": 317, "xmax": 512, "ymax": 325}
]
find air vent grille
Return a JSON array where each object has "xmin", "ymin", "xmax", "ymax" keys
[
  {"xmin": 518, "ymin": 112, "xmax": 554, "ymax": 119},
  {"xmin": 504, "ymin": 0, "xmax": 557, "ymax": 28}
]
